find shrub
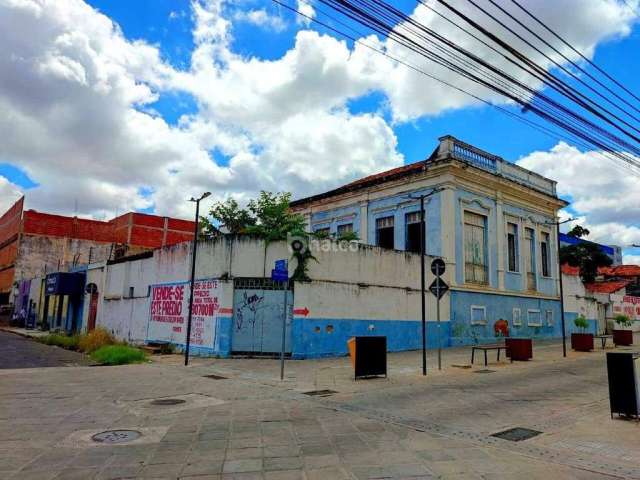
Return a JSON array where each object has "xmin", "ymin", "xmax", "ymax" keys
[
  {"xmin": 78, "ymin": 327, "xmax": 116, "ymax": 353},
  {"xmin": 90, "ymin": 345, "xmax": 147, "ymax": 365},
  {"xmin": 574, "ymin": 315, "xmax": 590, "ymax": 332},
  {"xmin": 614, "ymin": 314, "xmax": 633, "ymax": 328},
  {"xmin": 37, "ymin": 333, "xmax": 79, "ymax": 350}
]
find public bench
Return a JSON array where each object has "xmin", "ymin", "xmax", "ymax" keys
[
  {"xmin": 471, "ymin": 344, "xmax": 507, "ymax": 367},
  {"xmin": 594, "ymin": 334, "xmax": 614, "ymax": 350}
]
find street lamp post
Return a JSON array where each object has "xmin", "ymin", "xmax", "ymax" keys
[
  {"xmin": 184, "ymin": 191, "xmax": 211, "ymax": 366},
  {"xmin": 407, "ymin": 187, "xmax": 442, "ymax": 376},
  {"xmin": 544, "ymin": 218, "xmax": 573, "ymax": 358}
]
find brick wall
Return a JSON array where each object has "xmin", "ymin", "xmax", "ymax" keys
[
  {"xmin": 0, "ymin": 197, "xmax": 23, "ymax": 293},
  {"xmin": 0, "ymin": 197, "xmax": 195, "ymax": 299}
]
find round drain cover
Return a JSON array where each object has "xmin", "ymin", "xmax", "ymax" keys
[
  {"xmin": 150, "ymin": 398, "xmax": 187, "ymax": 406},
  {"xmin": 91, "ymin": 430, "xmax": 141, "ymax": 444}
]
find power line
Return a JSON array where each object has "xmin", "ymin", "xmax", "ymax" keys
[
  {"xmin": 506, "ymin": 0, "xmax": 640, "ymax": 106},
  {"xmin": 429, "ymin": 0, "xmax": 640, "ymax": 144},
  {"xmin": 328, "ymin": 0, "xmax": 639, "ymax": 172},
  {"xmin": 317, "ymin": 0, "xmax": 640, "ymax": 169},
  {"xmin": 484, "ymin": 0, "xmax": 640, "ymax": 120},
  {"xmin": 275, "ymin": 0, "xmax": 640, "ymax": 177}
]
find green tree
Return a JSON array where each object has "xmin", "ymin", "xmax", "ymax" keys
[
  {"xmin": 567, "ymin": 225, "xmax": 590, "ymax": 238},
  {"xmin": 200, "ymin": 192, "xmax": 306, "ymax": 241},
  {"xmin": 245, "ymin": 191, "xmax": 306, "ymax": 241},
  {"xmin": 201, "ymin": 198, "xmax": 255, "ymax": 236},
  {"xmin": 560, "ymin": 224, "xmax": 612, "ymax": 283}
]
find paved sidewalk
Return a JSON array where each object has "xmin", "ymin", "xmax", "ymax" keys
[{"xmin": 1, "ymin": 337, "xmax": 639, "ymax": 479}]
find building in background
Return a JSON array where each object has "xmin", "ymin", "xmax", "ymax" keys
[
  {"xmin": 559, "ymin": 233, "xmax": 623, "ymax": 266},
  {"xmin": 291, "ymin": 135, "xmax": 568, "ymax": 345},
  {"xmin": 562, "ymin": 264, "xmax": 639, "ymax": 335},
  {"xmin": 1, "ymin": 196, "xmax": 195, "ymax": 321}
]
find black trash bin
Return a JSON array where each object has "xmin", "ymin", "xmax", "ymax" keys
[
  {"xmin": 348, "ymin": 336, "xmax": 387, "ymax": 380},
  {"xmin": 606, "ymin": 351, "xmax": 640, "ymax": 419}
]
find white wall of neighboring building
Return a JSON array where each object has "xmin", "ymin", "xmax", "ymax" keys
[{"xmin": 98, "ymin": 236, "xmax": 451, "ymax": 350}]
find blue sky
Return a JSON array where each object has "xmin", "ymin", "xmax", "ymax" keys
[
  {"xmin": 1, "ymin": 0, "xmax": 639, "ymax": 261},
  {"xmin": 78, "ymin": 0, "xmax": 638, "ymax": 163}
]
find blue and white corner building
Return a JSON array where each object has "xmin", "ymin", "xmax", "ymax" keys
[{"xmin": 291, "ymin": 135, "xmax": 569, "ymax": 347}]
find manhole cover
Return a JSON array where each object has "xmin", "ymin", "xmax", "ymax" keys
[
  {"xmin": 203, "ymin": 374, "xmax": 228, "ymax": 380},
  {"xmin": 302, "ymin": 389, "xmax": 338, "ymax": 397},
  {"xmin": 150, "ymin": 398, "xmax": 187, "ymax": 406},
  {"xmin": 91, "ymin": 430, "xmax": 142, "ymax": 444},
  {"xmin": 474, "ymin": 369, "xmax": 496, "ymax": 374},
  {"xmin": 491, "ymin": 427, "xmax": 542, "ymax": 442}
]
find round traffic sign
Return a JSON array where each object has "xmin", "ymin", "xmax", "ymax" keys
[{"xmin": 431, "ymin": 258, "xmax": 446, "ymax": 276}]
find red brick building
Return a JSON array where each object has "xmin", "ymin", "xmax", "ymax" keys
[{"xmin": 0, "ymin": 197, "xmax": 195, "ymax": 304}]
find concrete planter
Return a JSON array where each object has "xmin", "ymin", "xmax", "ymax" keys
[
  {"xmin": 571, "ymin": 333, "xmax": 594, "ymax": 352},
  {"xmin": 613, "ymin": 329, "xmax": 633, "ymax": 346},
  {"xmin": 505, "ymin": 337, "xmax": 533, "ymax": 361}
]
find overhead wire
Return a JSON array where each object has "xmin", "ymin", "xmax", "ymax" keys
[{"xmin": 273, "ymin": 0, "xmax": 640, "ymax": 176}]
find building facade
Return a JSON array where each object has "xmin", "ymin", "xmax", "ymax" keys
[
  {"xmin": 559, "ymin": 233, "xmax": 623, "ymax": 266},
  {"xmin": 1, "ymin": 196, "xmax": 195, "ymax": 326},
  {"xmin": 291, "ymin": 136, "xmax": 568, "ymax": 344}
]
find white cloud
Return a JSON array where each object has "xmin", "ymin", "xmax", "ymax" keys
[
  {"xmin": 518, "ymin": 143, "xmax": 640, "ymax": 247},
  {"xmin": 233, "ymin": 8, "xmax": 286, "ymax": 32},
  {"xmin": 0, "ymin": 176, "xmax": 22, "ymax": 213},
  {"xmin": 296, "ymin": 0, "xmax": 315, "ymax": 25},
  {"xmin": 0, "ymin": 0, "xmax": 637, "ymax": 224}
]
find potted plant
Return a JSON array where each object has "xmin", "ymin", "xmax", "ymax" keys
[
  {"xmin": 612, "ymin": 314, "xmax": 634, "ymax": 346},
  {"xmin": 571, "ymin": 315, "xmax": 594, "ymax": 352}
]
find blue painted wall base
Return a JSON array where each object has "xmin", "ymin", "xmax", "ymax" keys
[{"xmin": 291, "ymin": 318, "xmax": 451, "ymax": 359}]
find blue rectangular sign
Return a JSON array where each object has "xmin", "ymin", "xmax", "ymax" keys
[{"xmin": 271, "ymin": 269, "xmax": 288, "ymax": 282}]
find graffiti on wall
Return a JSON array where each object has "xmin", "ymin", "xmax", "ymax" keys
[{"xmin": 234, "ymin": 292, "xmax": 265, "ymax": 331}]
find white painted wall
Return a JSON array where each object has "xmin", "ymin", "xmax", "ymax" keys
[{"xmin": 98, "ymin": 236, "xmax": 450, "ymax": 345}]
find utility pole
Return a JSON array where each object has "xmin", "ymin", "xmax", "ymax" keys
[
  {"xmin": 184, "ymin": 191, "xmax": 211, "ymax": 366},
  {"xmin": 420, "ymin": 194, "xmax": 426, "ymax": 376}
]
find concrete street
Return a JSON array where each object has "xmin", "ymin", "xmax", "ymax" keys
[
  {"xmin": 1, "ymin": 332, "xmax": 640, "ymax": 479},
  {"xmin": 0, "ymin": 330, "xmax": 91, "ymax": 369}
]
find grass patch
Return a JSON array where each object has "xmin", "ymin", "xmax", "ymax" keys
[
  {"xmin": 78, "ymin": 327, "xmax": 116, "ymax": 353},
  {"xmin": 36, "ymin": 334, "xmax": 80, "ymax": 351},
  {"xmin": 90, "ymin": 345, "xmax": 147, "ymax": 365}
]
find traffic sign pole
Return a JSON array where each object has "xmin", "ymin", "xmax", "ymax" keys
[
  {"xmin": 280, "ymin": 280, "xmax": 287, "ymax": 381},
  {"xmin": 430, "ymin": 259, "xmax": 447, "ymax": 371},
  {"xmin": 436, "ymin": 276, "xmax": 442, "ymax": 370}
]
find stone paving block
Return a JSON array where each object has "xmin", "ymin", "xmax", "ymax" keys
[
  {"xmin": 385, "ymin": 463, "xmax": 433, "ymax": 477},
  {"xmin": 181, "ymin": 459, "xmax": 224, "ymax": 476},
  {"xmin": 415, "ymin": 449, "xmax": 455, "ymax": 462},
  {"xmin": 223, "ymin": 459, "xmax": 263, "ymax": 474},
  {"xmin": 305, "ymin": 466, "xmax": 351, "ymax": 480},
  {"xmin": 8, "ymin": 469, "xmax": 58, "ymax": 480},
  {"xmin": 263, "ymin": 456, "xmax": 303, "ymax": 472},
  {"xmin": 180, "ymin": 475, "xmax": 221, "ymax": 480},
  {"xmin": 303, "ymin": 454, "xmax": 341, "ymax": 469},
  {"xmin": 263, "ymin": 445, "xmax": 301, "ymax": 458},
  {"xmin": 139, "ymin": 462, "xmax": 185, "ymax": 478},
  {"xmin": 300, "ymin": 443, "xmax": 335, "ymax": 456},
  {"xmin": 53, "ymin": 467, "xmax": 100, "ymax": 479},
  {"xmin": 226, "ymin": 448, "xmax": 263, "ymax": 460},
  {"xmin": 229, "ymin": 438, "xmax": 263, "ymax": 449},
  {"xmin": 264, "ymin": 470, "xmax": 305, "ymax": 480},
  {"xmin": 221, "ymin": 473, "xmax": 264, "ymax": 480},
  {"xmin": 146, "ymin": 450, "xmax": 190, "ymax": 465},
  {"xmin": 191, "ymin": 440, "xmax": 228, "ymax": 452}
]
